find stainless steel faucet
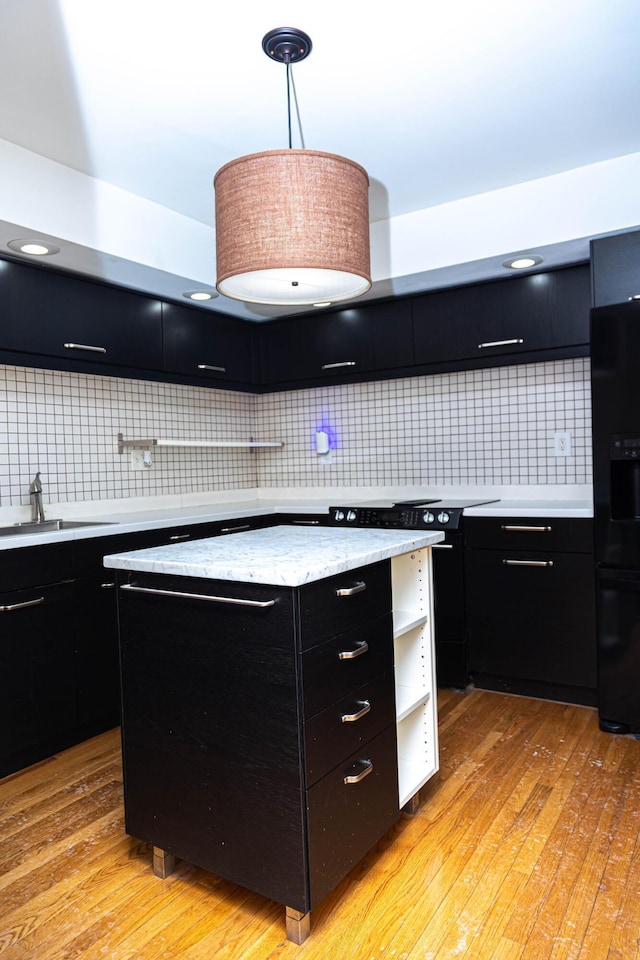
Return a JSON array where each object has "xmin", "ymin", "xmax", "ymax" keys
[{"xmin": 29, "ymin": 471, "xmax": 46, "ymax": 522}]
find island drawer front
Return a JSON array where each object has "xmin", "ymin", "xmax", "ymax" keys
[
  {"xmin": 464, "ymin": 517, "xmax": 593, "ymax": 553},
  {"xmin": 307, "ymin": 724, "xmax": 399, "ymax": 908},
  {"xmin": 299, "ymin": 560, "xmax": 392, "ymax": 651},
  {"xmin": 302, "ymin": 614, "xmax": 394, "ymax": 717},
  {"xmin": 304, "ymin": 670, "xmax": 396, "ymax": 786}
]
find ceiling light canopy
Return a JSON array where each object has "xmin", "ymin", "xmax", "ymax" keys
[
  {"xmin": 503, "ymin": 254, "xmax": 543, "ymax": 270},
  {"xmin": 213, "ymin": 28, "xmax": 371, "ymax": 307}
]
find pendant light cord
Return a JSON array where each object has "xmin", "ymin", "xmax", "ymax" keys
[{"xmin": 285, "ymin": 61, "xmax": 305, "ymax": 149}]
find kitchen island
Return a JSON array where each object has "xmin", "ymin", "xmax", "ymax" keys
[{"xmin": 104, "ymin": 525, "xmax": 443, "ymax": 942}]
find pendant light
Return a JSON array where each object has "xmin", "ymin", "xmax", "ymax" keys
[{"xmin": 214, "ymin": 28, "xmax": 371, "ymax": 307}]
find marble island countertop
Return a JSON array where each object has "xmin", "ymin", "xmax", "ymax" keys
[{"xmin": 103, "ymin": 525, "xmax": 445, "ymax": 587}]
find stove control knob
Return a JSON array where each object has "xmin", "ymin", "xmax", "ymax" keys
[
  {"xmin": 334, "ymin": 510, "xmax": 345, "ymax": 521},
  {"xmin": 346, "ymin": 510, "xmax": 357, "ymax": 522},
  {"xmin": 422, "ymin": 511, "xmax": 435, "ymax": 524},
  {"xmin": 437, "ymin": 511, "xmax": 451, "ymax": 524}
]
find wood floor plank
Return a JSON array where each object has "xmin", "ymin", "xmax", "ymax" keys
[{"xmin": 1, "ymin": 690, "xmax": 639, "ymax": 959}]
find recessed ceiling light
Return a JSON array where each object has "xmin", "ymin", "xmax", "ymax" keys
[
  {"xmin": 502, "ymin": 255, "xmax": 543, "ymax": 270},
  {"xmin": 183, "ymin": 290, "xmax": 218, "ymax": 301},
  {"xmin": 7, "ymin": 238, "xmax": 60, "ymax": 256}
]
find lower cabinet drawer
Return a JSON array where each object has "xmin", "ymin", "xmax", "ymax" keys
[
  {"xmin": 302, "ymin": 614, "xmax": 393, "ymax": 717},
  {"xmin": 299, "ymin": 561, "xmax": 392, "ymax": 651},
  {"xmin": 307, "ymin": 724, "xmax": 399, "ymax": 908},
  {"xmin": 304, "ymin": 670, "xmax": 396, "ymax": 786}
]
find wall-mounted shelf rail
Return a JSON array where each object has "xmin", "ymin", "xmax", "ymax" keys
[{"xmin": 117, "ymin": 433, "xmax": 284, "ymax": 454}]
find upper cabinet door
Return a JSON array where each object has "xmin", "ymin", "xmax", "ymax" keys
[
  {"xmin": 261, "ymin": 298, "xmax": 413, "ymax": 386},
  {"xmin": 413, "ymin": 265, "xmax": 590, "ymax": 367},
  {"xmin": 0, "ymin": 259, "xmax": 163, "ymax": 370},
  {"xmin": 591, "ymin": 231, "xmax": 640, "ymax": 307},
  {"xmin": 162, "ymin": 302, "xmax": 256, "ymax": 386}
]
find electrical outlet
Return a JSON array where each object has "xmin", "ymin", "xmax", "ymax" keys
[{"xmin": 554, "ymin": 431, "xmax": 572, "ymax": 457}]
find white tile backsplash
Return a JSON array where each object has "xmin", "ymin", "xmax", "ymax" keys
[
  {"xmin": 256, "ymin": 358, "xmax": 592, "ymax": 488},
  {"xmin": 0, "ymin": 357, "xmax": 591, "ymax": 510}
]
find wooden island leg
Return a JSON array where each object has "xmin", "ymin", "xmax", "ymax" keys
[
  {"xmin": 285, "ymin": 906, "xmax": 311, "ymax": 944},
  {"xmin": 152, "ymin": 846, "xmax": 176, "ymax": 879}
]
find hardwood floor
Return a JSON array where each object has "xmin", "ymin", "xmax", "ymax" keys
[{"xmin": 1, "ymin": 688, "xmax": 639, "ymax": 959}]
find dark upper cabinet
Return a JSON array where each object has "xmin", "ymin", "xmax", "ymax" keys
[
  {"xmin": 591, "ymin": 231, "xmax": 640, "ymax": 307},
  {"xmin": 0, "ymin": 258, "xmax": 163, "ymax": 370},
  {"xmin": 412, "ymin": 264, "xmax": 590, "ymax": 368},
  {"xmin": 162, "ymin": 301, "xmax": 256, "ymax": 387},
  {"xmin": 260, "ymin": 298, "xmax": 413, "ymax": 386}
]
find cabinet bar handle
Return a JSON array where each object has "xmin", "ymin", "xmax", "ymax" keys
[
  {"xmin": 341, "ymin": 700, "xmax": 371, "ymax": 723},
  {"xmin": 336, "ymin": 581, "xmax": 366, "ymax": 597},
  {"xmin": 502, "ymin": 559, "xmax": 554, "ymax": 567},
  {"xmin": 0, "ymin": 596, "xmax": 45, "ymax": 612},
  {"xmin": 338, "ymin": 640, "xmax": 369, "ymax": 661},
  {"xmin": 100, "ymin": 582, "xmax": 116, "ymax": 589},
  {"xmin": 169, "ymin": 533, "xmax": 191, "ymax": 541},
  {"xmin": 477, "ymin": 338, "xmax": 524, "ymax": 349},
  {"xmin": 321, "ymin": 361, "xmax": 356, "ymax": 370},
  {"xmin": 120, "ymin": 583, "xmax": 275, "ymax": 607},
  {"xmin": 63, "ymin": 342, "xmax": 108, "ymax": 354},
  {"xmin": 343, "ymin": 759, "xmax": 374, "ymax": 784},
  {"xmin": 220, "ymin": 524, "xmax": 250, "ymax": 534},
  {"xmin": 197, "ymin": 364, "xmax": 226, "ymax": 372},
  {"xmin": 501, "ymin": 524, "xmax": 552, "ymax": 533},
  {"xmin": 432, "ymin": 543, "xmax": 454, "ymax": 550}
]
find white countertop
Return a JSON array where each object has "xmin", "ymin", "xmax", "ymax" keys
[
  {"xmin": 103, "ymin": 525, "xmax": 444, "ymax": 587},
  {"xmin": 464, "ymin": 498, "xmax": 593, "ymax": 518},
  {"xmin": 0, "ymin": 486, "xmax": 594, "ymax": 551}
]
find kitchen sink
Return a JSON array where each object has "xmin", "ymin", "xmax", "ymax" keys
[{"xmin": 0, "ymin": 520, "xmax": 119, "ymax": 536}]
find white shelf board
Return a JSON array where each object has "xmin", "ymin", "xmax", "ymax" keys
[
  {"xmin": 393, "ymin": 609, "xmax": 428, "ymax": 639},
  {"xmin": 395, "ymin": 685, "xmax": 431, "ymax": 722}
]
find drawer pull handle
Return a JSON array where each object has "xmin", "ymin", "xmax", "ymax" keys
[
  {"xmin": 341, "ymin": 700, "xmax": 371, "ymax": 723},
  {"xmin": 432, "ymin": 543, "xmax": 454, "ymax": 550},
  {"xmin": 501, "ymin": 524, "xmax": 552, "ymax": 533},
  {"xmin": 336, "ymin": 581, "xmax": 366, "ymax": 597},
  {"xmin": 477, "ymin": 338, "xmax": 524, "ymax": 349},
  {"xmin": 321, "ymin": 360, "xmax": 356, "ymax": 370},
  {"xmin": 220, "ymin": 524, "xmax": 250, "ymax": 534},
  {"xmin": 169, "ymin": 533, "xmax": 191, "ymax": 541},
  {"xmin": 63, "ymin": 342, "xmax": 108, "ymax": 354},
  {"xmin": 197, "ymin": 364, "xmax": 226, "ymax": 372},
  {"xmin": 120, "ymin": 584, "xmax": 275, "ymax": 607},
  {"xmin": 0, "ymin": 596, "xmax": 45, "ymax": 612},
  {"xmin": 343, "ymin": 759, "xmax": 374, "ymax": 785},
  {"xmin": 338, "ymin": 640, "xmax": 369, "ymax": 661},
  {"xmin": 502, "ymin": 559, "xmax": 554, "ymax": 567},
  {"xmin": 100, "ymin": 582, "xmax": 116, "ymax": 590}
]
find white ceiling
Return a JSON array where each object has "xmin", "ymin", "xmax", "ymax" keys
[{"xmin": 1, "ymin": 0, "xmax": 640, "ymax": 320}]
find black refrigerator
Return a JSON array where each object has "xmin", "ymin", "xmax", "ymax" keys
[{"xmin": 591, "ymin": 299, "xmax": 640, "ymax": 732}]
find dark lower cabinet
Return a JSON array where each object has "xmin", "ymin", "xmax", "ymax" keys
[
  {"xmin": 0, "ymin": 568, "xmax": 77, "ymax": 777},
  {"xmin": 74, "ymin": 577, "xmax": 120, "ymax": 730},
  {"xmin": 465, "ymin": 517, "xmax": 597, "ymax": 705},
  {"xmin": 114, "ymin": 560, "xmax": 398, "ymax": 939}
]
